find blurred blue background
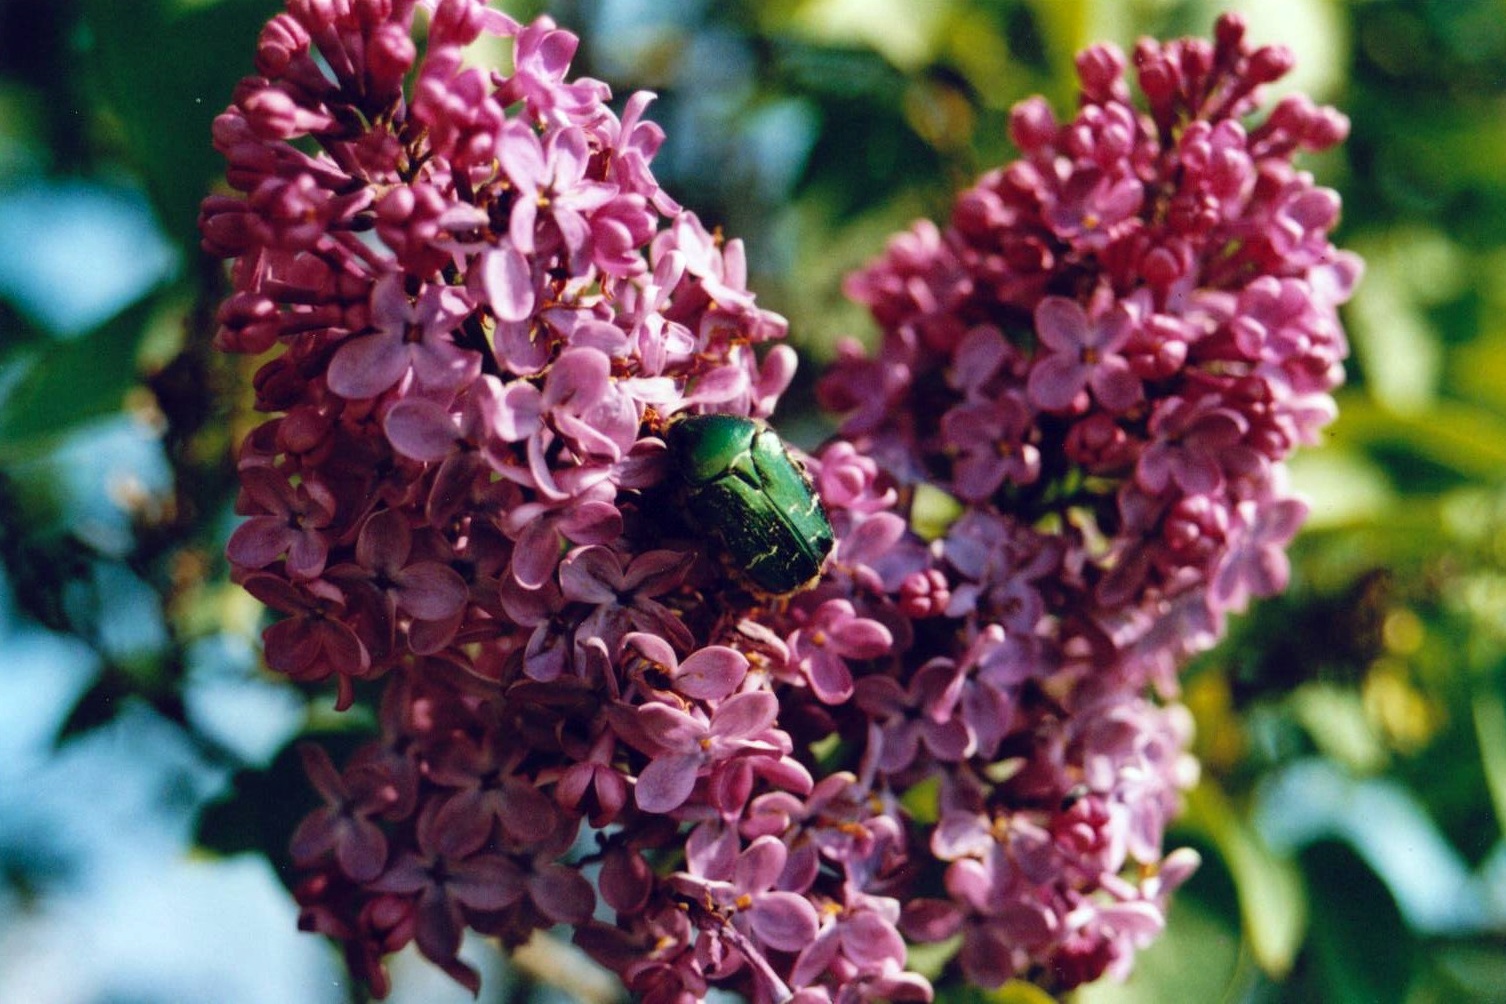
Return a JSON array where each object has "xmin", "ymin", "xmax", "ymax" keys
[{"xmin": 3, "ymin": 0, "xmax": 1505, "ymax": 1001}]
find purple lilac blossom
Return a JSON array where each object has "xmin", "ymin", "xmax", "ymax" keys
[
  {"xmin": 204, "ymin": 3, "xmax": 1354, "ymax": 1000},
  {"xmin": 818, "ymin": 10, "xmax": 1357, "ymax": 993}
]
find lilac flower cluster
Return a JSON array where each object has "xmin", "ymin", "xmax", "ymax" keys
[
  {"xmin": 816, "ymin": 13, "xmax": 1358, "ymax": 988},
  {"xmin": 203, "ymin": 2, "xmax": 1355, "ymax": 1000}
]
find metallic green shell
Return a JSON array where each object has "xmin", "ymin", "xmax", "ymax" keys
[{"xmin": 666, "ymin": 414, "xmax": 834, "ymax": 596}]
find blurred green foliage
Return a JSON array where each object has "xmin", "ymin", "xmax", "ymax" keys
[{"xmin": 3, "ymin": 0, "xmax": 1506, "ymax": 1001}]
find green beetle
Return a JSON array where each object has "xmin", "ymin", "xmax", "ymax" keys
[{"xmin": 665, "ymin": 413, "xmax": 834, "ymax": 596}]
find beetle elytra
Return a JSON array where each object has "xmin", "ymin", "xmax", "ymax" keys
[{"xmin": 666, "ymin": 414, "xmax": 834, "ymax": 596}]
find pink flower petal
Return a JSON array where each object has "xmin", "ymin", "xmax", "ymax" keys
[
  {"xmin": 748, "ymin": 891, "xmax": 819, "ymax": 952},
  {"xmin": 806, "ymin": 651, "xmax": 854, "ymax": 705},
  {"xmin": 558, "ymin": 545, "xmax": 621, "ymax": 603},
  {"xmin": 636, "ymin": 702, "xmax": 705, "ymax": 751},
  {"xmin": 635, "ymin": 751, "xmax": 701, "ymax": 813},
  {"xmin": 333, "ymin": 818, "xmax": 389, "ymax": 882},
  {"xmin": 384, "ymin": 398, "xmax": 460, "ymax": 461},
  {"xmin": 447, "ymin": 855, "xmax": 527, "ymax": 912},
  {"xmin": 674, "ymin": 646, "xmax": 748, "ymax": 701},
  {"xmin": 284, "ymin": 529, "xmax": 328, "ymax": 579},
  {"xmin": 1090, "ymin": 357, "xmax": 1142, "ymax": 411},
  {"xmin": 1027, "ymin": 353, "xmax": 1088, "ymax": 411},
  {"xmin": 327, "ymin": 331, "xmax": 409, "ymax": 399},
  {"xmin": 709, "ymin": 691, "xmax": 778, "ymax": 741},
  {"xmin": 480, "ymin": 242, "xmax": 536, "ymax": 323},
  {"xmin": 528, "ymin": 863, "xmax": 595, "ymax": 925},
  {"xmin": 496, "ymin": 381, "xmax": 544, "ymax": 441},
  {"xmin": 841, "ymin": 910, "xmax": 907, "ymax": 969},
  {"xmin": 355, "ymin": 508, "xmax": 411, "ymax": 572},
  {"xmin": 1034, "ymin": 296, "xmax": 1088, "ymax": 353},
  {"xmin": 393, "ymin": 562, "xmax": 469, "ymax": 620},
  {"xmin": 734, "ymin": 836, "xmax": 786, "ymax": 894},
  {"xmin": 831, "ymin": 617, "xmax": 892, "ymax": 660},
  {"xmin": 227, "ymin": 517, "xmax": 294, "ymax": 569}
]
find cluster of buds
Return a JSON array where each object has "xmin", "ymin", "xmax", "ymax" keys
[{"xmin": 201, "ymin": 1, "xmax": 1357, "ymax": 1000}]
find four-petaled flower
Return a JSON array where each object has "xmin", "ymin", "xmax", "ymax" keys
[
  {"xmin": 634, "ymin": 692, "xmax": 782, "ymax": 813},
  {"xmin": 227, "ymin": 466, "xmax": 336, "ymax": 580},
  {"xmin": 788, "ymin": 599, "xmax": 893, "ymax": 704},
  {"xmin": 327, "ymin": 275, "xmax": 479, "ymax": 400},
  {"xmin": 1026, "ymin": 293, "xmax": 1141, "ymax": 412},
  {"xmin": 290, "ymin": 743, "xmax": 398, "ymax": 883},
  {"xmin": 560, "ymin": 545, "xmax": 695, "ymax": 654},
  {"xmin": 942, "ymin": 393, "xmax": 1041, "ymax": 501},
  {"xmin": 680, "ymin": 834, "xmax": 822, "ymax": 956}
]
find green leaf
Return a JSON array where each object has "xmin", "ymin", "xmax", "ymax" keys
[
  {"xmin": 1300, "ymin": 841, "xmax": 1417, "ymax": 1004},
  {"xmin": 1291, "ymin": 683, "xmax": 1388, "ymax": 773},
  {"xmin": 1331, "ymin": 394, "xmax": 1506, "ymax": 487},
  {"xmin": 986, "ymin": 981, "xmax": 1060, "ymax": 1004},
  {"xmin": 1182, "ymin": 780, "xmax": 1307, "ymax": 978},
  {"xmin": 1451, "ymin": 327, "xmax": 1506, "ymax": 418},
  {"xmin": 790, "ymin": 0, "xmax": 957, "ymax": 70},
  {"xmin": 899, "ymin": 772, "xmax": 941, "ymax": 824},
  {"xmin": 1470, "ymin": 685, "xmax": 1506, "ymax": 838},
  {"xmin": 1345, "ymin": 230, "xmax": 1460, "ymax": 414},
  {"xmin": 81, "ymin": 0, "xmax": 280, "ymax": 242},
  {"xmin": 1023, "ymin": 0, "xmax": 1119, "ymax": 80},
  {"xmin": 55, "ymin": 671, "xmax": 129, "ymax": 745},
  {"xmin": 775, "ymin": 44, "xmax": 945, "ymax": 222},
  {"xmin": 1218, "ymin": 0, "xmax": 1349, "ymax": 101},
  {"xmin": 0, "ymin": 294, "xmax": 154, "ymax": 462},
  {"xmin": 1432, "ymin": 938, "xmax": 1506, "ymax": 1001},
  {"xmin": 1286, "ymin": 448, "xmax": 1395, "ymax": 529},
  {"xmin": 904, "ymin": 933, "xmax": 961, "ymax": 982}
]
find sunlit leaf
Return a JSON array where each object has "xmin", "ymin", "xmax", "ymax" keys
[
  {"xmin": 1287, "ymin": 448, "xmax": 1395, "ymax": 529},
  {"xmin": 1331, "ymin": 395, "xmax": 1506, "ymax": 487},
  {"xmin": 986, "ymin": 980, "xmax": 1060, "ymax": 1004},
  {"xmin": 1291, "ymin": 683, "xmax": 1388, "ymax": 772},
  {"xmin": 1220, "ymin": 0, "xmax": 1349, "ymax": 100},
  {"xmin": 790, "ymin": 0, "xmax": 957, "ymax": 70},
  {"xmin": 782, "ymin": 190, "xmax": 939, "ymax": 360},
  {"xmin": 1344, "ymin": 232, "xmax": 1460, "ymax": 414},
  {"xmin": 1433, "ymin": 939, "xmax": 1506, "ymax": 1001},
  {"xmin": 1470, "ymin": 687, "xmax": 1506, "ymax": 837},
  {"xmin": 1450, "ymin": 248, "xmax": 1506, "ymax": 415},
  {"xmin": 943, "ymin": 7, "xmax": 1033, "ymax": 109},
  {"xmin": 1025, "ymin": 0, "xmax": 1121, "ymax": 105},
  {"xmin": 1182, "ymin": 781, "xmax": 1307, "ymax": 978}
]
